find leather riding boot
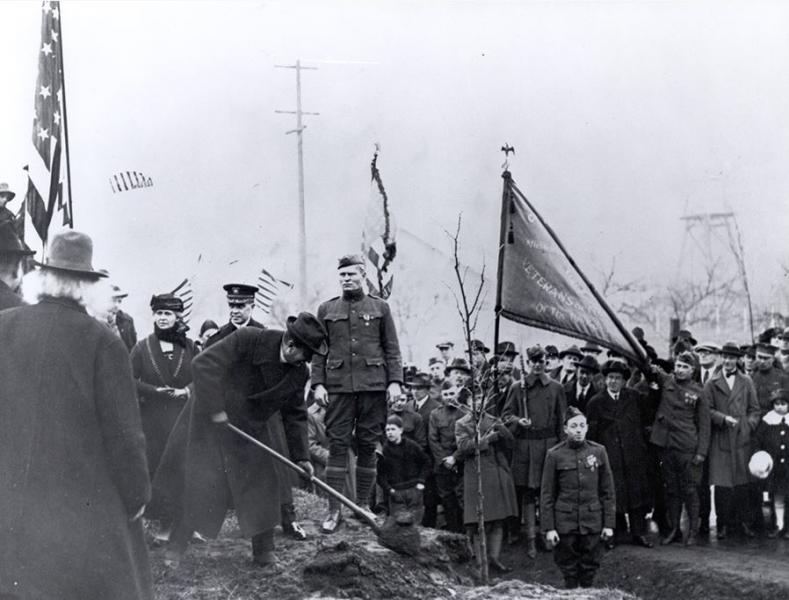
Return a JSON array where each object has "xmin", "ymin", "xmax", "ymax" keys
[
  {"xmin": 660, "ymin": 499, "xmax": 681, "ymax": 545},
  {"xmin": 685, "ymin": 493, "xmax": 699, "ymax": 546}
]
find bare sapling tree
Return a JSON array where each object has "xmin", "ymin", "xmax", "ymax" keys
[{"xmin": 445, "ymin": 213, "xmax": 489, "ymax": 583}]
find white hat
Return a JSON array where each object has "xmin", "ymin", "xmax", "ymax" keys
[{"xmin": 748, "ymin": 451, "xmax": 773, "ymax": 480}]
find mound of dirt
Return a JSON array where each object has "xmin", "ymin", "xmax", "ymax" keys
[{"xmin": 152, "ymin": 489, "xmax": 632, "ymax": 600}]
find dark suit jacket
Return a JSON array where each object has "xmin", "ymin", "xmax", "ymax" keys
[
  {"xmin": 116, "ymin": 309, "xmax": 137, "ymax": 351},
  {"xmin": 206, "ymin": 317, "xmax": 265, "ymax": 348},
  {"xmin": 564, "ymin": 379, "xmax": 600, "ymax": 414}
]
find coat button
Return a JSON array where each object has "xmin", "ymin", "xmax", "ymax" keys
[
  {"xmin": 782, "ymin": 431, "xmax": 786, "ymax": 436},
  {"xmin": 782, "ymin": 445, "xmax": 786, "ymax": 450},
  {"xmin": 782, "ymin": 458, "xmax": 786, "ymax": 464}
]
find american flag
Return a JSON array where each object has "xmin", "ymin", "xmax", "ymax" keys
[
  {"xmin": 256, "ymin": 268, "xmax": 294, "ymax": 314},
  {"xmin": 171, "ymin": 277, "xmax": 194, "ymax": 323},
  {"xmin": 361, "ymin": 146, "xmax": 396, "ymax": 298},
  {"xmin": 26, "ymin": 1, "xmax": 72, "ymax": 243}
]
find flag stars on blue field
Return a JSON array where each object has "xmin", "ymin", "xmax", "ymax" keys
[
  {"xmin": 39, "ymin": 85, "xmax": 51, "ymax": 99},
  {"xmin": 36, "ymin": 127, "xmax": 49, "ymax": 141},
  {"xmin": 41, "ymin": 42, "xmax": 53, "ymax": 56}
]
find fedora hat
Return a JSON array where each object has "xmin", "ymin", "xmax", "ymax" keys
[
  {"xmin": 602, "ymin": 359, "xmax": 631, "ymax": 379},
  {"xmin": 409, "ymin": 372, "xmax": 432, "ymax": 388},
  {"xmin": 496, "ymin": 341, "xmax": 519, "ymax": 356},
  {"xmin": 286, "ymin": 312, "xmax": 328, "ymax": 356},
  {"xmin": 471, "ymin": 339, "xmax": 490, "ymax": 354},
  {"xmin": 445, "ymin": 357, "xmax": 472, "ymax": 375},
  {"xmin": 0, "ymin": 222, "xmax": 34, "ymax": 256},
  {"xmin": 719, "ymin": 341, "xmax": 743, "ymax": 357},
  {"xmin": 577, "ymin": 355, "xmax": 600, "ymax": 373},
  {"xmin": 0, "ymin": 183, "xmax": 15, "ymax": 200},
  {"xmin": 36, "ymin": 230, "xmax": 105, "ymax": 278},
  {"xmin": 559, "ymin": 345, "xmax": 583, "ymax": 360}
]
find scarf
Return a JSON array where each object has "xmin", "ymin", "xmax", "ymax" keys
[{"xmin": 154, "ymin": 320, "xmax": 189, "ymax": 347}]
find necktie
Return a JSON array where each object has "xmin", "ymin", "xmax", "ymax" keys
[{"xmin": 702, "ymin": 370, "xmax": 709, "ymax": 384}]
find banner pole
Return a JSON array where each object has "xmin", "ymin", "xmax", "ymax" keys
[
  {"xmin": 509, "ymin": 178, "xmax": 648, "ymax": 367},
  {"xmin": 493, "ymin": 171, "xmax": 511, "ymax": 359}
]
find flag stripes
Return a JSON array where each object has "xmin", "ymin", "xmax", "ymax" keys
[{"xmin": 256, "ymin": 268, "xmax": 293, "ymax": 314}]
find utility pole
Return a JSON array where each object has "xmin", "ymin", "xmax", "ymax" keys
[{"xmin": 275, "ymin": 59, "xmax": 319, "ymax": 306}]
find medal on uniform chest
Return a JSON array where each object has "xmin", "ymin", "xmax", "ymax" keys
[
  {"xmin": 585, "ymin": 454, "xmax": 598, "ymax": 472},
  {"xmin": 362, "ymin": 313, "xmax": 371, "ymax": 326},
  {"xmin": 683, "ymin": 391, "xmax": 698, "ymax": 406}
]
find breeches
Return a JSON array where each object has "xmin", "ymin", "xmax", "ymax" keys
[{"xmin": 325, "ymin": 392, "xmax": 387, "ymax": 468}]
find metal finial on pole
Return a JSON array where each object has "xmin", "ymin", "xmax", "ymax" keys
[{"xmin": 275, "ymin": 59, "xmax": 319, "ymax": 306}]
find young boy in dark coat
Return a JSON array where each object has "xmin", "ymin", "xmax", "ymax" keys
[
  {"xmin": 541, "ymin": 407, "xmax": 616, "ymax": 589},
  {"xmin": 377, "ymin": 415, "xmax": 431, "ymax": 524}
]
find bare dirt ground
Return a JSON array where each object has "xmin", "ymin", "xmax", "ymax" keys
[{"xmin": 152, "ymin": 491, "xmax": 789, "ymax": 600}]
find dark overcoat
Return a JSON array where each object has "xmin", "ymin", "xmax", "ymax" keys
[
  {"xmin": 563, "ymin": 379, "xmax": 600, "ymax": 414},
  {"xmin": 501, "ymin": 373, "xmax": 566, "ymax": 488},
  {"xmin": 751, "ymin": 367, "xmax": 789, "ymax": 416},
  {"xmin": 705, "ymin": 371, "xmax": 760, "ymax": 487},
  {"xmin": 130, "ymin": 333, "xmax": 197, "ymax": 479},
  {"xmin": 586, "ymin": 387, "xmax": 652, "ymax": 512},
  {"xmin": 0, "ymin": 279, "xmax": 24, "ymax": 311},
  {"xmin": 154, "ymin": 327, "xmax": 308, "ymax": 538},
  {"xmin": 455, "ymin": 412, "xmax": 518, "ymax": 524},
  {"xmin": 0, "ymin": 297, "xmax": 152, "ymax": 600}
]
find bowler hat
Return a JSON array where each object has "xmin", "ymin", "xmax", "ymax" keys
[
  {"xmin": 445, "ymin": 357, "xmax": 471, "ymax": 375},
  {"xmin": 581, "ymin": 341, "xmax": 603, "ymax": 355},
  {"xmin": 0, "ymin": 182, "xmax": 15, "ymax": 200},
  {"xmin": 576, "ymin": 355, "xmax": 600, "ymax": 373},
  {"xmin": 719, "ymin": 341, "xmax": 743, "ymax": 357},
  {"xmin": 150, "ymin": 293, "xmax": 184, "ymax": 312},
  {"xmin": 223, "ymin": 283, "xmax": 257, "ymax": 301},
  {"xmin": 36, "ymin": 230, "xmax": 106, "ymax": 279},
  {"xmin": 286, "ymin": 312, "xmax": 328, "ymax": 356},
  {"xmin": 337, "ymin": 254, "xmax": 365, "ymax": 269},
  {"xmin": 559, "ymin": 345, "xmax": 583, "ymax": 360},
  {"xmin": 496, "ymin": 341, "xmax": 519, "ymax": 356},
  {"xmin": 471, "ymin": 339, "xmax": 490, "ymax": 354},
  {"xmin": 601, "ymin": 359, "xmax": 631, "ymax": 379},
  {"xmin": 0, "ymin": 222, "xmax": 34, "ymax": 256}
]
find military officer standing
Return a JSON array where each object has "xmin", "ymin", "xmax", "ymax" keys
[
  {"xmin": 541, "ymin": 407, "xmax": 615, "ymax": 589},
  {"xmin": 207, "ymin": 283, "xmax": 266, "ymax": 345},
  {"xmin": 312, "ymin": 255, "xmax": 403, "ymax": 533}
]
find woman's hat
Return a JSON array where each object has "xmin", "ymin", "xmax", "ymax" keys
[
  {"xmin": 36, "ymin": 230, "xmax": 106, "ymax": 279},
  {"xmin": 286, "ymin": 312, "xmax": 328, "ymax": 356},
  {"xmin": 150, "ymin": 293, "xmax": 184, "ymax": 312}
]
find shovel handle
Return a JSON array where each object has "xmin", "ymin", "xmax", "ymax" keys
[{"xmin": 225, "ymin": 422, "xmax": 380, "ymax": 534}]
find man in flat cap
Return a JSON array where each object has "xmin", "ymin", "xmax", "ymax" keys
[
  {"xmin": 312, "ymin": 254, "xmax": 403, "ymax": 533},
  {"xmin": 428, "ymin": 356, "xmax": 447, "ymax": 401},
  {"xmin": 502, "ymin": 345, "xmax": 567, "ymax": 558},
  {"xmin": 436, "ymin": 340, "xmax": 455, "ymax": 364},
  {"xmin": 0, "ymin": 222, "xmax": 34, "ymax": 311},
  {"xmin": 107, "ymin": 281, "xmax": 137, "ymax": 351},
  {"xmin": 165, "ymin": 312, "xmax": 327, "ymax": 567}
]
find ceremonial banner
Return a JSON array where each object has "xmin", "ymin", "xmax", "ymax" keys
[
  {"xmin": 26, "ymin": 0, "xmax": 72, "ymax": 244},
  {"xmin": 496, "ymin": 171, "xmax": 646, "ymax": 364}
]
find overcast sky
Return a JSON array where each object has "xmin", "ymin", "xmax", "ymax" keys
[{"xmin": 1, "ymin": 0, "xmax": 787, "ymax": 349}]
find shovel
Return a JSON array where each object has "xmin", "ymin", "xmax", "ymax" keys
[{"xmin": 225, "ymin": 422, "xmax": 381, "ymax": 535}]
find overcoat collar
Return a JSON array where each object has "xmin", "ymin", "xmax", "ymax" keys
[
  {"xmin": 39, "ymin": 295, "xmax": 87, "ymax": 314},
  {"xmin": 712, "ymin": 370, "xmax": 743, "ymax": 396},
  {"xmin": 525, "ymin": 372, "xmax": 551, "ymax": 387}
]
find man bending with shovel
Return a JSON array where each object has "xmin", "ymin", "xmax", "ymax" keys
[{"xmin": 164, "ymin": 312, "xmax": 327, "ymax": 568}]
